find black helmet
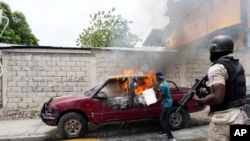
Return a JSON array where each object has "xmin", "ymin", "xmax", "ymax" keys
[{"xmin": 208, "ymin": 35, "xmax": 234, "ymax": 53}]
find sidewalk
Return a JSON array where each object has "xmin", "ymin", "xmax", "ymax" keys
[{"xmin": 0, "ymin": 118, "xmax": 57, "ymax": 141}]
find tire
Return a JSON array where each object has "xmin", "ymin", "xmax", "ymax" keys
[
  {"xmin": 167, "ymin": 106, "xmax": 189, "ymax": 130},
  {"xmin": 58, "ymin": 112, "xmax": 87, "ymax": 139}
]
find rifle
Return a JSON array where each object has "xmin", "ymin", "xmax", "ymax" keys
[{"xmin": 176, "ymin": 75, "xmax": 209, "ymax": 112}]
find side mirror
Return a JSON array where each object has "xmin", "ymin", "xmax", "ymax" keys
[{"xmin": 96, "ymin": 91, "xmax": 108, "ymax": 99}]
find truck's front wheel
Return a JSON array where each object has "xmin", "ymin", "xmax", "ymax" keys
[{"xmin": 58, "ymin": 112, "xmax": 87, "ymax": 139}]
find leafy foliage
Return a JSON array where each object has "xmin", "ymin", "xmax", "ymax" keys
[
  {"xmin": 0, "ymin": 2, "xmax": 39, "ymax": 45},
  {"xmin": 76, "ymin": 7, "xmax": 140, "ymax": 48}
]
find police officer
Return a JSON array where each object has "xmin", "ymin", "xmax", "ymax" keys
[{"xmin": 192, "ymin": 35, "xmax": 248, "ymax": 141}]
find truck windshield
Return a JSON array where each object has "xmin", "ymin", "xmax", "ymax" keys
[{"xmin": 84, "ymin": 80, "xmax": 105, "ymax": 96}]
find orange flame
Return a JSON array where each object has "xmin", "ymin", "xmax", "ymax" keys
[
  {"xmin": 134, "ymin": 70, "xmax": 155, "ymax": 95},
  {"xmin": 112, "ymin": 69, "xmax": 155, "ymax": 96}
]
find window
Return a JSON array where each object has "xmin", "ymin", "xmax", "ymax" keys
[{"xmin": 102, "ymin": 79, "xmax": 128, "ymax": 97}]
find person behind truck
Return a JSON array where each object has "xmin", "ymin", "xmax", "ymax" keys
[
  {"xmin": 154, "ymin": 70, "xmax": 176, "ymax": 141},
  {"xmin": 192, "ymin": 35, "xmax": 248, "ymax": 141}
]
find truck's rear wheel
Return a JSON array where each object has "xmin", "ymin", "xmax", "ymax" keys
[
  {"xmin": 167, "ymin": 106, "xmax": 189, "ymax": 130},
  {"xmin": 58, "ymin": 112, "xmax": 87, "ymax": 139}
]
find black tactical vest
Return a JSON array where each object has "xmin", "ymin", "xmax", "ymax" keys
[{"xmin": 210, "ymin": 56, "xmax": 247, "ymax": 113}]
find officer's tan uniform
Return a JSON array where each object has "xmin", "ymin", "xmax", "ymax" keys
[{"xmin": 207, "ymin": 64, "xmax": 248, "ymax": 141}]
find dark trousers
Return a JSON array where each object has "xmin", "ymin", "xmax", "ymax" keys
[{"xmin": 159, "ymin": 107, "xmax": 174, "ymax": 139}]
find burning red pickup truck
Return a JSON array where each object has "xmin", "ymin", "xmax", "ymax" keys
[{"xmin": 40, "ymin": 72, "xmax": 205, "ymax": 139}]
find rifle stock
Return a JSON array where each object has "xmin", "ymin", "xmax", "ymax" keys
[{"xmin": 176, "ymin": 75, "xmax": 208, "ymax": 112}]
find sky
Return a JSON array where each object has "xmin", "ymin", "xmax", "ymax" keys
[{"xmin": 1, "ymin": 0, "xmax": 169, "ymax": 47}]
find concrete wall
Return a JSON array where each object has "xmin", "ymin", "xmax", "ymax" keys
[{"xmin": 0, "ymin": 47, "xmax": 249, "ymax": 120}]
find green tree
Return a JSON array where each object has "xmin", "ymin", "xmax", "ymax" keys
[
  {"xmin": 76, "ymin": 7, "xmax": 140, "ymax": 47},
  {"xmin": 0, "ymin": 2, "xmax": 39, "ymax": 45}
]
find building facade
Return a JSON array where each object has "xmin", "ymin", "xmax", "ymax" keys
[{"xmin": 165, "ymin": 0, "xmax": 250, "ymax": 50}]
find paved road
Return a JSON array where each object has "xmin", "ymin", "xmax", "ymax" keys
[{"xmin": 62, "ymin": 125, "xmax": 208, "ymax": 141}]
